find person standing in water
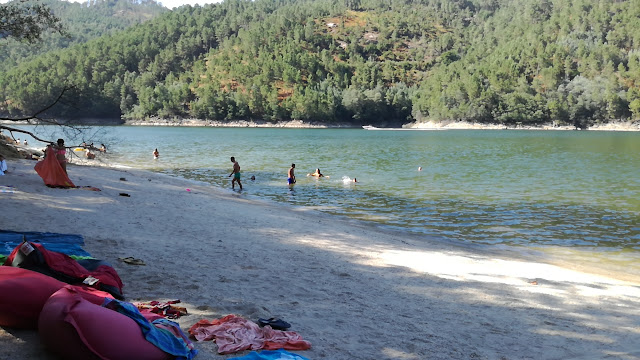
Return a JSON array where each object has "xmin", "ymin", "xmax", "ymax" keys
[
  {"xmin": 229, "ymin": 156, "xmax": 242, "ymax": 190},
  {"xmin": 288, "ymin": 163, "xmax": 296, "ymax": 185},
  {"xmin": 153, "ymin": 148, "xmax": 159, "ymax": 159}
]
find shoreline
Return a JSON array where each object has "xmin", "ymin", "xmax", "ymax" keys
[
  {"xmin": 127, "ymin": 118, "xmax": 640, "ymax": 131},
  {"xmin": 1, "ymin": 159, "xmax": 640, "ymax": 359},
  {"xmin": 4, "ymin": 118, "xmax": 640, "ymax": 131}
]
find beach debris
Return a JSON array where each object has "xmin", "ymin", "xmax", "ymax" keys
[
  {"xmin": 119, "ymin": 192, "xmax": 130, "ymax": 197},
  {"xmin": 186, "ymin": 188, "xmax": 191, "ymax": 192},
  {"xmin": 257, "ymin": 317, "xmax": 291, "ymax": 330},
  {"xmin": 119, "ymin": 256, "xmax": 145, "ymax": 265},
  {"xmin": 135, "ymin": 300, "xmax": 187, "ymax": 319},
  {"xmin": 119, "ymin": 177, "xmax": 127, "ymax": 181}
]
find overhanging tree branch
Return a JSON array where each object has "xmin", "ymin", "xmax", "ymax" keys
[{"xmin": 1, "ymin": 86, "xmax": 75, "ymax": 144}]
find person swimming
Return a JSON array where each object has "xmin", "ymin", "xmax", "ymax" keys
[{"xmin": 308, "ymin": 168, "xmax": 324, "ymax": 177}]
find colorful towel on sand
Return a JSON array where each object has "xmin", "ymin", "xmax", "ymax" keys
[
  {"xmin": 189, "ymin": 314, "xmax": 311, "ymax": 354},
  {"xmin": 228, "ymin": 349, "xmax": 310, "ymax": 360},
  {"xmin": 103, "ymin": 298, "xmax": 198, "ymax": 360},
  {"xmin": 0, "ymin": 230, "xmax": 90, "ymax": 257},
  {"xmin": 0, "ymin": 185, "xmax": 16, "ymax": 193}
]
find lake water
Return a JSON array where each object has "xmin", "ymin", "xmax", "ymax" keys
[{"xmin": 14, "ymin": 125, "xmax": 640, "ymax": 276}]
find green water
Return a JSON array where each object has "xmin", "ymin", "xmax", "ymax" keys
[{"xmin": 16, "ymin": 126, "xmax": 640, "ymax": 274}]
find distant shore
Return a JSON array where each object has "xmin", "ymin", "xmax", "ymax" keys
[
  {"xmin": 3, "ymin": 118, "xmax": 640, "ymax": 131},
  {"xmin": 126, "ymin": 118, "xmax": 640, "ymax": 131}
]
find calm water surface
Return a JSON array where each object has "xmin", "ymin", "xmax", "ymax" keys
[{"xmin": 18, "ymin": 126, "xmax": 640, "ymax": 275}]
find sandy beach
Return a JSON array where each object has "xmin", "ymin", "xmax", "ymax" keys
[{"xmin": 1, "ymin": 158, "xmax": 639, "ymax": 360}]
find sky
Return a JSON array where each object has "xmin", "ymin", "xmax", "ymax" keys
[{"xmin": 0, "ymin": 0, "xmax": 224, "ymax": 10}]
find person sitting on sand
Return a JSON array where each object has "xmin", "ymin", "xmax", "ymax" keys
[{"xmin": 308, "ymin": 168, "xmax": 324, "ymax": 177}]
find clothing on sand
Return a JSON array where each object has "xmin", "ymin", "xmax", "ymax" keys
[
  {"xmin": 103, "ymin": 298, "xmax": 198, "ymax": 360},
  {"xmin": 189, "ymin": 314, "xmax": 311, "ymax": 354}
]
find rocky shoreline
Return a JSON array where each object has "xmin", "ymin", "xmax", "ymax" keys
[
  {"xmin": 123, "ymin": 118, "xmax": 354, "ymax": 128},
  {"xmin": 402, "ymin": 120, "xmax": 640, "ymax": 131},
  {"xmin": 3, "ymin": 117, "xmax": 640, "ymax": 131},
  {"xmin": 126, "ymin": 118, "xmax": 640, "ymax": 131}
]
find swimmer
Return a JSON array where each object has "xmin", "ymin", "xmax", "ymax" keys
[
  {"xmin": 308, "ymin": 168, "xmax": 324, "ymax": 177},
  {"xmin": 153, "ymin": 148, "xmax": 159, "ymax": 159},
  {"xmin": 418, "ymin": 166, "xmax": 422, "ymax": 171},
  {"xmin": 341, "ymin": 176, "xmax": 357, "ymax": 184}
]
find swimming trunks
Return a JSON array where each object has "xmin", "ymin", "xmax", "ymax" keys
[
  {"xmin": 288, "ymin": 178, "xmax": 295, "ymax": 184},
  {"xmin": 234, "ymin": 173, "xmax": 241, "ymax": 180}
]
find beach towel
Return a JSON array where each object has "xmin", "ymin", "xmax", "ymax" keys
[
  {"xmin": 228, "ymin": 349, "xmax": 310, "ymax": 360},
  {"xmin": 189, "ymin": 314, "xmax": 311, "ymax": 354},
  {"xmin": 34, "ymin": 146, "xmax": 75, "ymax": 188},
  {"xmin": 0, "ymin": 230, "xmax": 91, "ymax": 257}
]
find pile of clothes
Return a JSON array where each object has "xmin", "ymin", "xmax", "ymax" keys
[
  {"xmin": 0, "ymin": 233, "xmax": 196, "ymax": 360},
  {"xmin": 0, "ymin": 231, "xmax": 312, "ymax": 359}
]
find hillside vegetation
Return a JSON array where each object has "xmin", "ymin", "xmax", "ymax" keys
[
  {"xmin": 0, "ymin": 0, "xmax": 166, "ymax": 72},
  {"xmin": 1, "ymin": 0, "xmax": 639, "ymax": 127}
]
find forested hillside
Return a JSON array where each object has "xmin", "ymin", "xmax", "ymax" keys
[
  {"xmin": 1, "ymin": 0, "xmax": 639, "ymax": 127},
  {"xmin": 0, "ymin": 0, "xmax": 166, "ymax": 71}
]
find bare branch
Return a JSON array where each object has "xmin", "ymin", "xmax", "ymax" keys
[
  {"xmin": 0, "ymin": 86, "xmax": 75, "ymax": 123},
  {"xmin": 0, "ymin": 125, "xmax": 54, "ymax": 144}
]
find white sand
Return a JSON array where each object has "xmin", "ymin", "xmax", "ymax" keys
[{"xmin": 1, "ymin": 159, "xmax": 639, "ymax": 360}]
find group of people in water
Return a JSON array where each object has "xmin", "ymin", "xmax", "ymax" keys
[
  {"xmin": 226, "ymin": 157, "xmax": 356, "ymax": 191},
  {"xmin": 36, "ymin": 140, "xmax": 355, "ymax": 190}
]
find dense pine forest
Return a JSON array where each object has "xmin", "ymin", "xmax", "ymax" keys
[
  {"xmin": 0, "ymin": 0, "xmax": 166, "ymax": 72},
  {"xmin": 1, "ymin": 0, "xmax": 640, "ymax": 127}
]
